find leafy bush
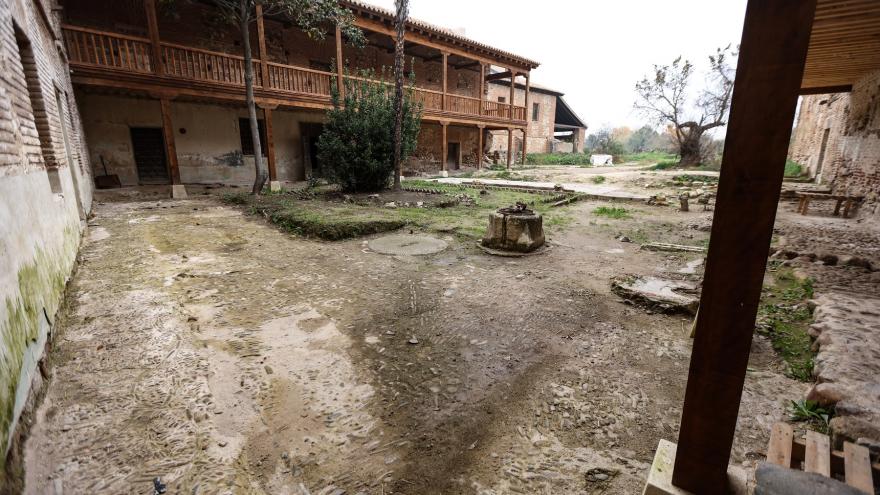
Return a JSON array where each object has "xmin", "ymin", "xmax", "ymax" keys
[
  {"xmin": 784, "ymin": 159, "xmax": 804, "ymax": 178},
  {"xmin": 317, "ymin": 68, "xmax": 422, "ymax": 192}
]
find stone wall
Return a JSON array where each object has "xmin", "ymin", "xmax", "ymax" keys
[
  {"xmin": 487, "ymin": 82, "xmax": 557, "ymax": 155},
  {"xmin": 0, "ymin": 0, "xmax": 92, "ymax": 477},
  {"xmin": 790, "ymin": 70, "xmax": 880, "ymax": 217}
]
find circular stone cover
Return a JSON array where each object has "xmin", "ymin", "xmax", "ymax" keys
[{"xmin": 368, "ymin": 234, "xmax": 448, "ymax": 256}]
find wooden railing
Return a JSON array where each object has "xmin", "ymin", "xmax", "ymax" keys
[
  {"xmin": 61, "ymin": 25, "xmax": 527, "ymax": 123},
  {"xmin": 268, "ymin": 63, "xmax": 332, "ymax": 95},
  {"xmin": 161, "ymin": 42, "xmax": 262, "ymax": 87},
  {"xmin": 63, "ymin": 25, "xmax": 154, "ymax": 73}
]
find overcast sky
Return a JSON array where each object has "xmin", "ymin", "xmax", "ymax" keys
[{"xmin": 365, "ymin": 0, "xmax": 748, "ymax": 132}]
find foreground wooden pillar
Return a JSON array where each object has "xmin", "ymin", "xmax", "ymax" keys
[
  {"xmin": 441, "ymin": 122, "xmax": 448, "ymax": 172},
  {"xmin": 478, "ymin": 63, "xmax": 485, "ymax": 116},
  {"xmin": 159, "ymin": 98, "xmax": 180, "ymax": 185},
  {"xmin": 523, "ymin": 71, "xmax": 530, "ymax": 165},
  {"xmin": 144, "ymin": 0, "xmax": 163, "ymax": 75},
  {"xmin": 521, "ymin": 128, "xmax": 528, "ymax": 165},
  {"xmin": 506, "ymin": 127, "xmax": 513, "ymax": 169},
  {"xmin": 262, "ymin": 106, "xmax": 277, "ymax": 181},
  {"xmin": 671, "ymin": 0, "xmax": 816, "ymax": 492},
  {"xmin": 255, "ymin": 2, "xmax": 269, "ymax": 88},
  {"xmin": 508, "ymin": 70, "xmax": 516, "ymax": 120},
  {"xmin": 477, "ymin": 125, "xmax": 484, "ymax": 170},
  {"xmin": 335, "ymin": 25, "xmax": 344, "ymax": 98},
  {"xmin": 441, "ymin": 52, "xmax": 448, "ymax": 111}
]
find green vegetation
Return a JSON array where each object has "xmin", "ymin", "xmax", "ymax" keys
[
  {"xmin": 757, "ymin": 267, "xmax": 815, "ymax": 381},
  {"xmin": 649, "ymin": 160, "xmax": 679, "ymax": 171},
  {"xmin": 789, "ymin": 399, "xmax": 833, "ymax": 434},
  {"xmin": 486, "ymin": 170, "xmax": 536, "ymax": 182},
  {"xmin": 620, "ymin": 151, "xmax": 678, "ymax": 163},
  {"xmin": 672, "ymin": 174, "xmax": 719, "ymax": 183},
  {"xmin": 784, "ymin": 159, "xmax": 804, "ymax": 178},
  {"xmin": 591, "ymin": 175, "xmax": 606, "ymax": 184},
  {"xmin": 317, "ymin": 68, "xmax": 422, "ymax": 192},
  {"xmin": 222, "ymin": 181, "xmax": 574, "ymax": 241},
  {"xmin": 526, "ymin": 152, "xmax": 593, "ymax": 166},
  {"xmin": 593, "ymin": 206, "xmax": 630, "ymax": 219}
]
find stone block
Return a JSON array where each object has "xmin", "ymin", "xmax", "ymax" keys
[
  {"xmin": 171, "ymin": 184, "xmax": 188, "ymax": 199},
  {"xmin": 481, "ymin": 209, "xmax": 544, "ymax": 253},
  {"xmin": 269, "ymin": 181, "xmax": 282, "ymax": 192},
  {"xmin": 643, "ymin": 440, "xmax": 749, "ymax": 495},
  {"xmin": 755, "ymin": 463, "xmax": 864, "ymax": 495}
]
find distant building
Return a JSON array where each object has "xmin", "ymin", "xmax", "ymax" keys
[{"xmin": 487, "ymin": 80, "xmax": 587, "ymax": 160}]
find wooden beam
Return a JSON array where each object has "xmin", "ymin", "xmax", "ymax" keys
[
  {"xmin": 335, "ymin": 25, "xmax": 345, "ymax": 98},
  {"xmin": 441, "ymin": 122, "xmax": 448, "ymax": 171},
  {"xmin": 478, "ymin": 63, "xmax": 486, "ymax": 116},
  {"xmin": 509, "ymin": 70, "xmax": 516, "ymax": 122},
  {"xmin": 506, "ymin": 127, "xmax": 513, "ymax": 169},
  {"xmin": 485, "ymin": 70, "xmax": 512, "ymax": 82},
  {"xmin": 523, "ymin": 71, "xmax": 530, "ymax": 165},
  {"xmin": 263, "ymin": 107, "xmax": 277, "ymax": 181},
  {"xmin": 454, "ymin": 60, "xmax": 480, "ymax": 70},
  {"xmin": 477, "ymin": 125, "xmax": 484, "ymax": 170},
  {"xmin": 441, "ymin": 51, "xmax": 448, "ymax": 111},
  {"xmin": 144, "ymin": 0, "xmax": 163, "ymax": 75},
  {"xmin": 799, "ymin": 84, "xmax": 853, "ymax": 95},
  {"xmin": 255, "ymin": 2, "xmax": 269, "ymax": 88},
  {"xmin": 159, "ymin": 98, "xmax": 180, "ymax": 184},
  {"xmin": 670, "ymin": 0, "xmax": 817, "ymax": 492}
]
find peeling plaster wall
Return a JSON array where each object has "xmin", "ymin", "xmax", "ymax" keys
[
  {"xmin": 78, "ymin": 94, "xmax": 328, "ymax": 185},
  {"xmin": 410, "ymin": 123, "xmax": 479, "ymax": 172},
  {"xmin": 0, "ymin": 0, "xmax": 91, "ymax": 467}
]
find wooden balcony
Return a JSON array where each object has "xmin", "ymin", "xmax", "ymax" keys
[{"xmin": 62, "ymin": 25, "xmax": 527, "ymax": 126}]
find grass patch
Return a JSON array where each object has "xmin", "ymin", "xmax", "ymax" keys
[
  {"xmin": 621, "ymin": 151, "xmax": 678, "ymax": 163},
  {"xmin": 784, "ymin": 159, "xmax": 804, "ymax": 178},
  {"xmin": 486, "ymin": 170, "xmax": 536, "ymax": 182},
  {"xmin": 591, "ymin": 175, "xmax": 606, "ymax": 184},
  {"xmin": 526, "ymin": 152, "xmax": 593, "ymax": 166},
  {"xmin": 757, "ymin": 266, "xmax": 815, "ymax": 381},
  {"xmin": 593, "ymin": 206, "xmax": 630, "ymax": 219},
  {"xmin": 222, "ymin": 182, "xmax": 574, "ymax": 241},
  {"xmin": 649, "ymin": 160, "xmax": 679, "ymax": 171}
]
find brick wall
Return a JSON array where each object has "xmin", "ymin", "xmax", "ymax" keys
[
  {"xmin": 487, "ymin": 82, "xmax": 557, "ymax": 155},
  {"xmin": 790, "ymin": 70, "xmax": 880, "ymax": 217}
]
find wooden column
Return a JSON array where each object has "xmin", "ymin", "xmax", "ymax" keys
[
  {"xmin": 441, "ymin": 52, "xmax": 448, "ymax": 111},
  {"xmin": 159, "ymin": 98, "xmax": 180, "ymax": 184},
  {"xmin": 255, "ymin": 2, "xmax": 269, "ymax": 88},
  {"xmin": 441, "ymin": 122, "xmax": 448, "ymax": 171},
  {"xmin": 508, "ymin": 70, "xmax": 516, "ymax": 120},
  {"xmin": 477, "ymin": 125, "xmax": 484, "ymax": 170},
  {"xmin": 671, "ymin": 0, "xmax": 817, "ymax": 492},
  {"xmin": 478, "ymin": 63, "xmax": 485, "ymax": 116},
  {"xmin": 144, "ymin": 0, "xmax": 163, "ymax": 75},
  {"xmin": 262, "ymin": 106, "xmax": 277, "ymax": 181},
  {"xmin": 521, "ymin": 128, "xmax": 527, "ymax": 165},
  {"xmin": 335, "ymin": 25, "xmax": 344, "ymax": 98},
  {"xmin": 523, "ymin": 71, "xmax": 531, "ymax": 165},
  {"xmin": 506, "ymin": 127, "xmax": 513, "ymax": 169}
]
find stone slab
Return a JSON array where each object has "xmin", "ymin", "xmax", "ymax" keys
[
  {"xmin": 269, "ymin": 181, "xmax": 282, "ymax": 192},
  {"xmin": 368, "ymin": 234, "xmax": 447, "ymax": 256},
  {"xmin": 643, "ymin": 440, "xmax": 749, "ymax": 495},
  {"xmin": 755, "ymin": 463, "xmax": 865, "ymax": 495},
  {"xmin": 171, "ymin": 184, "xmax": 188, "ymax": 199}
]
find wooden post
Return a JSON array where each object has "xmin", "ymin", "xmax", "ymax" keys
[
  {"xmin": 478, "ymin": 63, "xmax": 485, "ymax": 116},
  {"xmin": 335, "ymin": 25, "xmax": 345, "ymax": 98},
  {"xmin": 144, "ymin": 0, "xmax": 163, "ymax": 75},
  {"xmin": 441, "ymin": 122, "xmax": 448, "ymax": 171},
  {"xmin": 441, "ymin": 51, "xmax": 448, "ymax": 111},
  {"xmin": 670, "ymin": 0, "xmax": 817, "ymax": 492},
  {"xmin": 477, "ymin": 125, "xmax": 484, "ymax": 170},
  {"xmin": 523, "ymin": 70, "xmax": 531, "ymax": 165},
  {"xmin": 506, "ymin": 127, "xmax": 513, "ymax": 169},
  {"xmin": 159, "ymin": 98, "xmax": 180, "ymax": 184},
  {"xmin": 508, "ymin": 70, "xmax": 516, "ymax": 120},
  {"xmin": 255, "ymin": 2, "xmax": 269, "ymax": 88},
  {"xmin": 521, "ymin": 128, "xmax": 527, "ymax": 165},
  {"xmin": 263, "ymin": 107, "xmax": 277, "ymax": 181}
]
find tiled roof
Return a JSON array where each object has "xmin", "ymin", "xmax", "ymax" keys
[{"xmin": 342, "ymin": 0, "xmax": 540, "ymax": 70}]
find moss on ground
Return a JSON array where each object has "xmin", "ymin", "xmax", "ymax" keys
[
  {"xmin": 757, "ymin": 265, "xmax": 815, "ymax": 381},
  {"xmin": 222, "ymin": 182, "xmax": 574, "ymax": 241}
]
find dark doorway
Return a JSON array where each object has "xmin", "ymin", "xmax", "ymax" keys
[
  {"xmin": 301, "ymin": 123, "xmax": 324, "ymax": 179},
  {"xmin": 130, "ymin": 127, "xmax": 169, "ymax": 183},
  {"xmin": 446, "ymin": 142, "xmax": 460, "ymax": 170}
]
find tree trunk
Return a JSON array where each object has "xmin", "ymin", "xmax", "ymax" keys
[
  {"xmin": 678, "ymin": 129, "xmax": 703, "ymax": 167},
  {"xmin": 241, "ymin": 1, "xmax": 267, "ymax": 195},
  {"xmin": 391, "ymin": 0, "xmax": 408, "ymax": 191}
]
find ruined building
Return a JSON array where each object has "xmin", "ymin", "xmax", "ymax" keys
[
  {"xmin": 0, "ymin": 0, "xmax": 93, "ymax": 468},
  {"xmin": 789, "ymin": 71, "xmax": 880, "ymax": 217}
]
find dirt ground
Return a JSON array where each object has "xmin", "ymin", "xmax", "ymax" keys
[{"xmin": 23, "ymin": 168, "xmax": 878, "ymax": 495}]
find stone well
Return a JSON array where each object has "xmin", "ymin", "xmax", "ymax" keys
[{"xmin": 481, "ymin": 202, "xmax": 545, "ymax": 253}]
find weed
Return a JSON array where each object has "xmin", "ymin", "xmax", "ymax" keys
[
  {"xmin": 789, "ymin": 399, "xmax": 833, "ymax": 433},
  {"xmin": 649, "ymin": 160, "xmax": 679, "ymax": 171},
  {"xmin": 220, "ymin": 192, "xmax": 251, "ymax": 205},
  {"xmin": 784, "ymin": 160, "xmax": 804, "ymax": 178},
  {"xmin": 592, "ymin": 175, "xmax": 606, "ymax": 184},
  {"xmin": 593, "ymin": 206, "xmax": 630, "ymax": 219},
  {"xmin": 757, "ymin": 267, "xmax": 815, "ymax": 381}
]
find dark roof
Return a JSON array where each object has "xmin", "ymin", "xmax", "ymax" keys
[
  {"xmin": 554, "ymin": 96, "xmax": 587, "ymax": 130},
  {"xmin": 343, "ymin": 1, "xmax": 540, "ymax": 70}
]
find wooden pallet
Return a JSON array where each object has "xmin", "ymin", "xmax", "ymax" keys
[{"xmin": 768, "ymin": 423, "xmax": 878, "ymax": 493}]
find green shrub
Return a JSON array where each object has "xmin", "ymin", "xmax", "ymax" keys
[
  {"xmin": 784, "ymin": 159, "xmax": 804, "ymax": 178},
  {"xmin": 649, "ymin": 160, "xmax": 679, "ymax": 171},
  {"xmin": 592, "ymin": 175, "xmax": 606, "ymax": 184},
  {"xmin": 317, "ymin": 68, "xmax": 422, "ymax": 192},
  {"xmin": 526, "ymin": 152, "xmax": 593, "ymax": 166},
  {"xmin": 593, "ymin": 206, "xmax": 629, "ymax": 219}
]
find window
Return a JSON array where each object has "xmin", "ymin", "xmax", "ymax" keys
[
  {"xmin": 532, "ymin": 103, "xmax": 540, "ymax": 122},
  {"xmin": 239, "ymin": 118, "xmax": 267, "ymax": 155},
  {"xmin": 498, "ymin": 96, "xmax": 506, "ymax": 103}
]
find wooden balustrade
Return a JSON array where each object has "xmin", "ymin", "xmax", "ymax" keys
[
  {"xmin": 63, "ymin": 25, "xmax": 153, "ymax": 72},
  {"xmin": 61, "ymin": 25, "xmax": 527, "ymax": 124},
  {"xmin": 268, "ymin": 63, "xmax": 332, "ymax": 95}
]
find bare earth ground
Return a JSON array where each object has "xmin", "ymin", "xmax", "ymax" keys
[{"xmin": 24, "ymin": 166, "xmax": 879, "ymax": 495}]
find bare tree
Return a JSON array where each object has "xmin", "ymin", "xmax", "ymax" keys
[
  {"xmin": 390, "ymin": 0, "xmax": 409, "ymax": 191},
  {"xmin": 635, "ymin": 46, "xmax": 736, "ymax": 167},
  {"xmin": 205, "ymin": 0, "xmax": 362, "ymax": 194}
]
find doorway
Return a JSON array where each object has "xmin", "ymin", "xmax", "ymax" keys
[
  {"xmin": 130, "ymin": 127, "xmax": 169, "ymax": 184},
  {"xmin": 301, "ymin": 123, "xmax": 324, "ymax": 179},
  {"xmin": 446, "ymin": 142, "xmax": 461, "ymax": 170}
]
